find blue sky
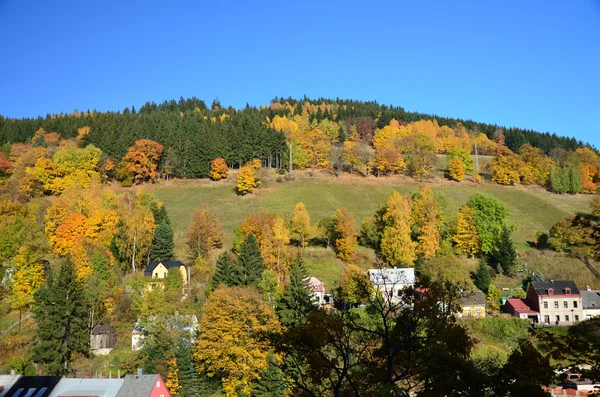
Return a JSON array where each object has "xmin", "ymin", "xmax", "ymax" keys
[{"xmin": 1, "ymin": 0, "xmax": 599, "ymax": 147}]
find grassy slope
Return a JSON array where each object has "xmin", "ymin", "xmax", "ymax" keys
[{"xmin": 151, "ymin": 170, "xmax": 597, "ymax": 290}]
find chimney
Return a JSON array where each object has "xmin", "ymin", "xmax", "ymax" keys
[{"xmin": 137, "ymin": 368, "xmax": 143, "ymax": 376}]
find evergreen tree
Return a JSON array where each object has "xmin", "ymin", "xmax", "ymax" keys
[
  {"xmin": 31, "ymin": 260, "xmax": 89, "ymax": 375},
  {"xmin": 210, "ymin": 252, "xmax": 236, "ymax": 290},
  {"xmin": 252, "ymin": 352, "xmax": 287, "ymax": 397},
  {"xmin": 233, "ymin": 233, "xmax": 264, "ymax": 286},
  {"xmin": 491, "ymin": 226, "xmax": 518, "ymax": 276},
  {"xmin": 567, "ymin": 165, "xmax": 583, "ymax": 194},
  {"xmin": 277, "ymin": 254, "xmax": 313, "ymax": 328},
  {"xmin": 473, "ymin": 260, "xmax": 493, "ymax": 293},
  {"xmin": 149, "ymin": 219, "xmax": 175, "ymax": 262},
  {"xmin": 175, "ymin": 337, "xmax": 204, "ymax": 397},
  {"xmin": 143, "ymin": 320, "xmax": 174, "ymax": 377}
]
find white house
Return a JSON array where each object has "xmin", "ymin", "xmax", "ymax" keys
[
  {"xmin": 581, "ymin": 289, "xmax": 600, "ymax": 320},
  {"xmin": 368, "ymin": 267, "xmax": 415, "ymax": 302},
  {"xmin": 307, "ymin": 277, "xmax": 333, "ymax": 307},
  {"xmin": 132, "ymin": 315, "xmax": 198, "ymax": 351}
]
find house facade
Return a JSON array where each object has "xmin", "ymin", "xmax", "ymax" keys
[
  {"xmin": 90, "ymin": 325, "xmax": 117, "ymax": 355},
  {"xmin": 116, "ymin": 374, "xmax": 171, "ymax": 397},
  {"xmin": 459, "ymin": 290, "xmax": 486, "ymax": 318},
  {"xmin": 581, "ymin": 289, "xmax": 600, "ymax": 320},
  {"xmin": 132, "ymin": 315, "xmax": 198, "ymax": 351},
  {"xmin": 143, "ymin": 260, "xmax": 188, "ymax": 285},
  {"xmin": 368, "ymin": 268, "xmax": 415, "ymax": 302},
  {"xmin": 526, "ymin": 281, "xmax": 584, "ymax": 325},
  {"xmin": 307, "ymin": 277, "xmax": 333, "ymax": 307}
]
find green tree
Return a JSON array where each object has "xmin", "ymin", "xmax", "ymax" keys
[
  {"xmin": 252, "ymin": 353, "xmax": 287, "ymax": 397},
  {"xmin": 473, "ymin": 260, "xmax": 493, "ymax": 293},
  {"xmin": 210, "ymin": 252, "xmax": 236, "ymax": 290},
  {"xmin": 276, "ymin": 254, "xmax": 313, "ymax": 328},
  {"xmin": 490, "ymin": 226, "xmax": 518, "ymax": 275},
  {"xmin": 143, "ymin": 319, "xmax": 175, "ymax": 377},
  {"xmin": 149, "ymin": 219, "xmax": 175, "ymax": 262},
  {"xmin": 233, "ymin": 233, "xmax": 264, "ymax": 287},
  {"xmin": 31, "ymin": 260, "xmax": 89, "ymax": 375},
  {"xmin": 466, "ymin": 194, "xmax": 510, "ymax": 255}
]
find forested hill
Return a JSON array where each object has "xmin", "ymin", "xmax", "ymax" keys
[{"xmin": 0, "ymin": 96, "xmax": 591, "ymax": 178}]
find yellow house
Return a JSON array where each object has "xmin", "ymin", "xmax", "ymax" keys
[
  {"xmin": 459, "ymin": 290, "xmax": 486, "ymax": 318},
  {"xmin": 144, "ymin": 260, "xmax": 188, "ymax": 285}
]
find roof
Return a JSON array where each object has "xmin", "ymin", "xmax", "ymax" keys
[
  {"xmin": 581, "ymin": 290, "xmax": 600, "ymax": 310},
  {"xmin": 133, "ymin": 315, "xmax": 198, "ymax": 333},
  {"xmin": 368, "ymin": 268, "xmax": 415, "ymax": 286},
  {"xmin": 49, "ymin": 378, "xmax": 123, "ymax": 397},
  {"xmin": 307, "ymin": 277, "xmax": 325, "ymax": 293},
  {"xmin": 143, "ymin": 260, "xmax": 184, "ymax": 277},
  {"xmin": 4, "ymin": 376, "xmax": 62, "ymax": 397},
  {"xmin": 506, "ymin": 298, "xmax": 538, "ymax": 314},
  {"xmin": 0, "ymin": 375, "xmax": 21, "ymax": 397},
  {"xmin": 460, "ymin": 290, "xmax": 486, "ymax": 307},
  {"xmin": 92, "ymin": 325, "xmax": 116, "ymax": 335},
  {"xmin": 115, "ymin": 375, "xmax": 159, "ymax": 397},
  {"xmin": 530, "ymin": 280, "xmax": 580, "ymax": 296}
]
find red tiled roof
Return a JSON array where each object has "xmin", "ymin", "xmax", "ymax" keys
[{"xmin": 506, "ymin": 298, "xmax": 538, "ymax": 314}]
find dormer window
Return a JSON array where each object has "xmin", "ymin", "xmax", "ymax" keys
[
  {"xmin": 564, "ymin": 288, "xmax": 571, "ymax": 295},
  {"xmin": 547, "ymin": 288, "xmax": 554, "ymax": 295}
]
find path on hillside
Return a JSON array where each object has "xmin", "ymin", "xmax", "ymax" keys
[{"xmin": 1, "ymin": 313, "xmax": 31, "ymax": 335}]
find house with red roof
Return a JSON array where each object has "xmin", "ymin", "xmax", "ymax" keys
[
  {"xmin": 505, "ymin": 298, "xmax": 540, "ymax": 323},
  {"xmin": 525, "ymin": 280, "xmax": 584, "ymax": 326},
  {"xmin": 307, "ymin": 277, "xmax": 333, "ymax": 307}
]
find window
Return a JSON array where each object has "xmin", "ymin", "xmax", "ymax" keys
[
  {"xmin": 565, "ymin": 315, "xmax": 570, "ymax": 322},
  {"xmin": 543, "ymin": 301, "xmax": 548, "ymax": 309},
  {"xmin": 544, "ymin": 315, "xmax": 550, "ymax": 324},
  {"xmin": 573, "ymin": 301, "xmax": 578, "ymax": 308},
  {"xmin": 548, "ymin": 288, "xmax": 554, "ymax": 295},
  {"xmin": 476, "ymin": 310, "xmax": 482, "ymax": 317},
  {"xmin": 565, "ymin": 287, "xmax": 571, "ymax": 295},
  {"xmin": 156, "ymin": 381, "xmax": 161, "ymax": 388},
  {"xmin": 154, "ymin": 272, "xmax": 158, "ymax": 277},
  {"xmin": 564, "ymin": 301, "xmax": 568, "ymax": 308},
  {"xmin": 466, "ymin": 309, "xmax": 472, "ymax": 316},
  {"xmin": 575, "ymin": 315, "xmax": 579, "ymax": 321},
  {"xmin": 554, "ymin": 301, "xmax": 559, "ymax": 309},
  {"xmin": 397, "ymin": 290, "xmax": 402, "ymax": 297}
]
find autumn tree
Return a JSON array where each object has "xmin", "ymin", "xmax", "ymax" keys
[
  {"xmin": 339, "ymin": 264, "xmax": 373, "ymax": 304},
  {"xmin": 236, "ymin": 164, "xmax": 258, "ymax": 195},
  {"xmin": 592, "ymin": 195, "xmax": 600, "ymax": 216},
  {"xmin": 453, "ymin": 206, "xmax": 480, "ymax": 256},
  {"xmin": 193, "ymin": 286, "xmax": 281, "ymax": 396},
  {"xmin": 186, "ymin": 208, "xmax": 223, "ymax": 260},
  {"xmin": 209, "ymin": 158, "xmax": 229, "ymax": 181},
  {"xmin": 276, "ymin": 254, "xmax": 313, "ymax": 328},
  {"xmin": 375, "ymin": 192, "xmax": 416, "ymax": 267},
  {"xmin": 332, "ymin": 209, "xmax": 358, "ymax": 261},
  {"xmin": 490, "ymin": 146, "xmax": 522, "ymax": 185},
  {"xmin": 0, "ymin": 153, "xmax": 12, "ymax": 176},
  {"xmin": 448, "ymin": 157, "xmax": 465, "ymax": 181},
  {"xmin": 9, "ymin": 247, "xmax": 47, "ymax": 320},
  {"xmin": 291, "ymin": 202, "xmax": 310, "ymax": 248},
  {"xmin": 447, "ymin": 147, "xmax": 474, "ymax": 173},
  {"xmin": 31, "ymin": 260, "xmax": 89, "ymax": 375},
  {"xmin": 272, "ymin": 215, "xmax": 290, "ymax": 284},
  {"xmin": 466, "ymin": 193, "xmax": 510, "ymax": 255},
  {"xmin": 121, "ymin": 139, "xmax": 164, "ymax": 183},
  {"xmin": 165, "ymin": 358, "xmax": 182, "ymax": 396}
]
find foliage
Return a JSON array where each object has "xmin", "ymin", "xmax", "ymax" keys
[
  {"xmin": 236, "ymin": 163, "xmax": 260, "ymax": 195},
  {"xmin": 332, "ymin": 208, "xmax": 358, "ymax": 262},
  {"xmin": 486, "ymin": 284, "xmax": 503, "ymax": 313},
  {"xmin": 149, "ymin": 219, "xmax": 174, "ymax": 262},
  {"xmin": 251, "ymin": 352, "xmax": 287, "ymax": 397},
  {"xmin": 277, "ymin": 254, "xmax": 313, "ymax": 328},
  {"xmin": 291, "ymin": 202, "xmax": 310, "ymax": 248},
  {"xmin": 186, "ymin": 208, "xmax": 223, "ymax": 260},
  {"xmin": 473, "ymin": 260, "xmax": 493, "ymax": 293},
  {"xmin": 121, "ymin": 139, "xmax": 164, "ymax": 183},
  {"xmin": 490, "ymin": 146, "xmax": 522, "ymax": 185},
  {"xmin": 193, "ymin": 286, "xmax": 281, "ymax": 396},
  {"xmin": 420, "ymin": 254, "xmax": 474, "ymax": 288},
  {"xmin": 233, "ymin": 233, "xmax": 264, "ymax": 287},
  {"xmin": 210, "ymin": 252, "xmax": 237, "ymax": 290},
  {"xmin": 447, "ymin": 147, "xmax": 474, "ymax": 173},
  {"xmin": 592, "ymin": 195, "xmax": 600, "ymax": 216},
  {"xmin": 31, "ymin": 260, "xmax": 89, "ymax": 375},
  {"xmin": 209, "ymin": 157, "xmax": 229, "ymax": 181},
  {"xmin": 339, "ymin": 263, "xmax": 373, "ymax": 304},
  {"xmin": 466, "ymin": 193, "xmax": 510, "ymax": 255},
  {"xmin": 489, "ymin": 226, "xmax": 518, "ymax": 275},
  {"xmin": 375, "ymin": 191, "xmax": 416, "ymax": 266},
  {"xmin": 448, "ymin": 157, "xmax": 465, "ymax": 181}
]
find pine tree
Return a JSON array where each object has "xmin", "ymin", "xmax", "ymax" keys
[
  {"xmin": 233, "ymin": 233, "xmax": 264, "ymax": 286},
  {"xmin": 175, "ymin": 337, "xmax": 205, "ymax": 397},
  {"xmin": 210, "ymin": 252, "xmax": 236, "ymax": 290},
  {"xmin": 31, "ymin": 260, "xmax": 89, "ymax": 375},
  {"xmin": 252, "ymin": 352, "xmax": 287, "ymax": 396},
  {"xmin": 149, "ymin": 219, "xmax": 175, "ymax": 262},
  {"xmin": 492, "ymin": 226, "xmax": 518, "ymax": 276},
  {"xmin": 276, "ymin": 254, "xmax": 313, "ymax": 328},
  {"xmin": 473, "ymin": 260, "xmax": 493, "ymax": 293}
]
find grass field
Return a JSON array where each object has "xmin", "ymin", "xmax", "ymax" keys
[{"xmin": 150, "ymin": 169, "xmax": 597, "ymax": 290}]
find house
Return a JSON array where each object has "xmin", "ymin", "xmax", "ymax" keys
[
  {"xmin": 116, "ymin": 374, "xmax": 170, "ymax": 397},
  {"xmin": 459, "ymin": 290, "xmax": 486, "ymax": 318},
  {"xmin": 2, "ymin": 376, "xmax": 62, "ymax": 397},
  {"xmin": 0, "ymin": 374, "xmax": 21, "ymax": 397},
  {"xmin": 132, "ymin": 315, "xmax": 198, "ymax": 351},
  {"xmin": 368, "ymin": 268, "xmax": 415, "ymax": 302},
  {"xmin": 505, "ymin": 298, "xmax": 540, "ymax": 323},
  {"xmin": 143, "ymin": 260, "xmax": 188, "ymax": 285},
  {"xmin": 525, "ymin": 280, "xmax": 584, "ymax": 325},
  {"xmin": 307, "ymin": 277, "xmax": 334, "ymax": 307},
  {"xmin": 91, "ymin": 325, "xmax": 117, "ymax": 355},
  {"xmin": 581, "ymin": 289, "xmax": 600, "ymax": 320},
  {"xmin": 49, "ymin": 378, "xmax": 123, "ymax": 397}
]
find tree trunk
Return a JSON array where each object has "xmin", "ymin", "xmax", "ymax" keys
[{"xmin": 132, "ymin": 232, "xmax": 137, "ymax": 273}]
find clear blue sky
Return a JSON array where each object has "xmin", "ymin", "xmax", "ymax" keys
[{"xmin": 1, "ymin": 0, "xmax": 599, "ymax": 147}]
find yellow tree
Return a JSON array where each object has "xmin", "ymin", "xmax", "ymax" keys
[
  {"xmin": 193, "ymin": 286, "xmax": 280, "ymax": 396},
  {"xmin": 272, "ymin": 215, "xmax": 290, "ymax": 284},
  {"xmin": 377, "ymin": 192, "xmax": 416, "ymax": 267},
  {"xmin": 210, "ymin": 158, "xmax": 229, "ymax": 181},
  {"xmin": 418, "ymin": 212, "xmax": 440, "ymax": 259},
  {"xmin": 291, "ymin": 202, "xmax": 310, "ymax": 248},
  {"xmin": 236, "ymin": 165, "xmax": 257, "ymax": 195},
  {"xmin": 339, "ymin": 264, "xmax": 373, "ymax": 303},
  {"xmin": 186, "ymin": 208, "xmax": 224, "ymax": 259},
  {"xmin": 453, "ymin": 206, "xmax": 480, "ymax": 256},
  {"xmin": 449, "ymin": 157, "xmax": 465, "ymax": 181},
  {"xmin": 165, "ymin": 358, "xmax": 182, "ymax": 396},
  {"xmin": 490, "ymin": 146, "xmax": 522, "ymax": 185},
  {"xmin": 332, "ymin": 209, "xmax": 358, "ymax": 262},
  {"xmin": 10, "ymin": 246, "xmax": 46, "ymax": 315}
]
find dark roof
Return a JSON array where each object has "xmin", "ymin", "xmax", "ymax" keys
[
  {"xmin": 530, "ymin": 280, "xmax": 580, "ymax": 296},
  {"xmin": 5, "ymin": 376, "xmax": 62, "ymax": 397},
  {"xmin": 92, "ymin": 325, "xmax": 116, "ymax": 335},
  {"xmin": 143, "ymin": 260, "xmax": 184, "ymax": 277},
  {"xmin": 115, "ymin": 375, "xmax": 159, "ymax": 397},
  {"xmin": 460, "ymin": 290, "xmax": 486, "ymax": 306},
  {"xmin": 581, "ymin": 290, "xmax": 600, "ymax": 309}
]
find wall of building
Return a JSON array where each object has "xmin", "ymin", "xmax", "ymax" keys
[
  {"xmin": 536, "ymin": 296, "xmax": 584, "ymax": 325},
  {"xmin": 148, "ymin": 376, "xmax": 171, "ymax": 397}
]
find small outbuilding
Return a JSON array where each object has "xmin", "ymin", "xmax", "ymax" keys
[{"xmin": 90, "ymin": 325, "xmax": 117, "ymax": 355}]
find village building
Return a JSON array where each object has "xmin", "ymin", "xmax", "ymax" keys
[
  {"xmin": 525, "ymin": 280, "xmax": 584, "ymax": 326},
  {"xmin": 368, "ymin": 268, "xmax": 415, "ymax": 302},
  {"xmin": 1, "ymin": 376, "xmax": 62, "ymax": 397},
  {"xmin": 143, "ymin": 260, "xmax": 188, "ymax": 285},
  {"xmin": 49, "ymin": 378, "xmax": 124, "ymax": 397},
  {"xmin": 0, "ymin": 374, "xmax": 21, "ymax": 397},
  {"xmin": 581, "ymin": 289, "xmax": 600, "ymax": 320},
  {"xmin": 505, "ymin": 298, "xmax": 540, "ymax": 323},
  {"xmin": 90, "ymin": 325, "xmax": 117, "ymax": 355},
  {"xmin": 307, "ymin": 277, "xmax": 334, "ymax": 307},
  {"xmin": 459, "ymin": 290, "xmax": 486, "ymax": 318},
  {"xmin": 116, "ymin": 374, "xmax": 171, "ymax": 397}
]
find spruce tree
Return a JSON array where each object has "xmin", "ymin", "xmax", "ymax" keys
[
  {"xmin": 150, "ymin": 219, "xmax": 175, "ymax": 262},
  {"xmin": 210, "ymin": 252, "xmax": 236, "ymax": 290},
  {"xmin": 175, "ymin": 337, "xmax": 206, "ymax": 397},
  {"xmin": 473, "ymin": 260, "xmax": 493, "ymax": 293},
  {"xmin": 31, "ymin": 260, "xmax": 89, "ymax": 375},
  {"xmin": 233, "ymin": 233, "xmax": 264, "ymax": 286},
  {"xmin": 493, "ymin": 226, "xmax": 518, "ymax": 276},
  {"xmin": 277, "ymin": 254, "xmax": 314, "ymax": 328},
  {"xmin": 252, "ymin": 352, "xmax": 287, "ymax": 397}
]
